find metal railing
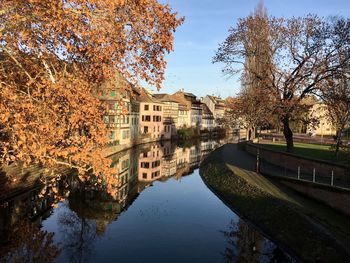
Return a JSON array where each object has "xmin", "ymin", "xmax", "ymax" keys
[{"xmin": 255, "ymin": 149, "xmax": 350, "ymax": 190}]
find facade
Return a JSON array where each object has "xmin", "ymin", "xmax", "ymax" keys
[
  {"xmin": 168, "ymin": 93, "xmax": 191, "ymax": 128},
  {"xmin": 203, "ymin": 95, "xmax": 226, "ymax": 126},
  {"xmin": 153, "ymin": 94, "xmax": 179, "ymax": 137},
  {"xmin": 201, "ymin": 103, "xmax": 215, "ymax": 131},
  {"xmin": 130, "ymin": 89, "xmax": 141, "ymax": 143},
  {"xmin": 99, "ymin": 76, "xmax": 226, "ymax": 145},
  {"xmin": 307, "ymin": 103, "xmax": 336, "ymax": 136},
  {"xmin": 172, "ymin": 91, "xmax": 202, "ymax": 128},
  {"xmin": 137, "ymin": 88, "xmax": 172, "ymax": 141},
  {"xmin": 99, "ymin": 75, "xmax": 135, "ymax": 146}
]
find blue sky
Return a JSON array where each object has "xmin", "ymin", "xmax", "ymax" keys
[{"xmin": 151, "ymin": 0, "xmax": 350, "ymax": 98}]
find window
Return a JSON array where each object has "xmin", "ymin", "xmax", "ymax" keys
[
  {"xmin": 151, "ymin": 171, "xmax": 160, "ymax": 178},
  {"xmin": 144, "ymin": 126, "xmax": 148, "ymax": 134},
  {"xmin": 141, "ymin": 162, "xmax": 150, "ymax": 168},
  {"xmin": 153, "ymin": 105, "xmax": 162, "ymax": 111},
  {"xmin": 152, "ymin": 116, "xmax": 161, "ymax": 122},
  {"xmin": 121, "ymin": 159, "xmax": 129, "ymax": 170},
  {"xmin": 144, "ymin": 104, "xmax": 149, "ymax": 111},
  {"xmin": 157, "ymin": 126, "xmax": 160, "ymax": 132},
  {"xmin": 122, "ymin": 130, "xmax": 130, "ymax": 139},
  {"xmin": 142, "ymin": 115, "xmax": 151, "ymax": 122},
  {"xmin": 111, "ymin": 90, "xmax": 116, "ymax": 97},
  {"xmin": 103, "ymin": 116, "xmax": 109, "ymax": 123},
  {"xmin": 142, "ymin": 173, "xmax": 147, "ymax": 179},
  {"xmin": 152, "ymin": 160, "xmax": 161, "ymax": 168},
  {"xmin": 143, "ymin": 152, "xmax": 148, "ymax": 157}
]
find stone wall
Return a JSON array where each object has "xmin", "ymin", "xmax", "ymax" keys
[{"xmin": 277, "ymin": 178, "xmax": 350, "ymax": 216}]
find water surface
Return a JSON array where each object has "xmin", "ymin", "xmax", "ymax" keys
[{"xmin": 0, "ymin": 139, "xmax": 293, "ymax": 262}]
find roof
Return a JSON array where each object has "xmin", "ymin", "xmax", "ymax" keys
[
  {"xmin": 153, "ymin": 94, "xmax": 179, "ymax": 103},
  {"xmin": 201, "ymin": 103, "xmax": 214, "ymax": 115},
  {"xmin": 172, "ymin": 91, "xmax": 204, "ymax": 110},
  {"xmin": 137, "ymin": 88, "xmax": 163, "ymax": 104},
  {"xmin": 170, "ymin": 93, "xmax": 191, "ymax": 110},
  {"xmin": 207, "ymin": 95, "xmax": 225, "ymax": 106}
]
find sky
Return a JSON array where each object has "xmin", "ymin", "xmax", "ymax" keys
[{"xmin": 150, "ymin": 0, "xmax": 350, "ymax": 98}]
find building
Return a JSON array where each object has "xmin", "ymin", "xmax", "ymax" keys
[
  {"xmin": 172, "ymin": 91, "xmax": 202, "ymax": 128},
  {"xmin": 137, "ymin": 88, "xmax": 171, "ymax": 141},
  {"xmin": 201, "ymin": 103, "xmax": 215, "ymax": 131},
  {"xmin": 99, "ymin": 74, "xmax": 134, "ymax": 146},
  {"xmin": 203, "ymin": 95, "xmax": 226, "ymax": 125},
  {"xmin": 129, "ymin": 89, "xmax": 141, "ymax": 143},
  {"xmin": 307, "ymin": 103, "xmax": 336, "ymax": 136},
  {"xmin": 153, "ymin": 94, "xmax": 179, "ymax": 137},
  {"xmin": 168, "ymin": 94, "xmax": 191, "ymax": 128}
]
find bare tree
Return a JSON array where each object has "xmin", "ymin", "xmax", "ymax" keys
[{"xmin": 214, "ymin": 10, "xmax": 350, "ymax": 152}]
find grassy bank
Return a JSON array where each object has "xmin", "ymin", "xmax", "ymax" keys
[
  {"xmin": 259, "ymin": 142, "xmax": 350, "ymax": 166},
  {"xmin": 199, "ymin": 146, "xmax": 350, "ymax": 262}
]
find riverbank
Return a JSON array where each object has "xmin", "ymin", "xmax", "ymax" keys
[
  {"xmin": 199, "ymin": 143, "xmax": 350, "ymax": 262},
  {"xmin": 103, "ymin": 128, "xmax": 228, "ymax": 157}
]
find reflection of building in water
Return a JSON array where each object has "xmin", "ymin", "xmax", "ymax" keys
[
  {"xmin": 160, "ymin": 141, "xmax": 177, "ymax": 178},
  {"xmin": 138, "ymin": 143, "xmax": 163, "ymax": 182},
  {"xmin": 189, "ymin": 144, "xmax": 201, "ymax": 168},
  {"xmin": 200, "ymin": 140, "xmax": 220, "ymax": 161},
  {"xmin": 221, "ymin": 219, "xmax": 293, "ymax": 263},
  {"xmin": 0, "ymin": 139, "xmax": 227, "ymax": 262}
]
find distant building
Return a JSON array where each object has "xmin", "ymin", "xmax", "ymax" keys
[
  {"xmin": 99, "ymin": 74, "xmax": 134, "ymax": 146},
  {"xmin": 137, "ymin": 88, "xmax": 171, "ymax": 141},
  {"xmin": 153, "ymin": 94, "xmax": 179, "ymax": 137},
  {"xmin": 172, "ymin": 91, "xmax": 202, "ymax": 128},
  {"xmin": 201, "ymin": 103, "xmax": 215, "ymax": 131},
  {"xmin": 168, "ymin": 94, "xmax": 191, "ymax": 128},
  {"xmin": 129, "ymin": 90, "xmax": 140, "ymax": 143},
  {"xmin": 203, "ymin": 95, "xmax": 226, "ymax": 126},
  {"xmin": 307, "ymin": 103, "xmax": 336, "ymax": 136}
]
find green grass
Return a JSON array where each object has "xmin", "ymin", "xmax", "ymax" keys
[{"xmin": 259, "ymin": 142, "xmax": 350, "ymax": 166}]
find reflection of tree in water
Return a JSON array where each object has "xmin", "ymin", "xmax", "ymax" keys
[
  {"xmin": 0, "ymin": 220, "xmax": 60, "ymax": 263},
  {"xmin": 57, "ymin": 187, "xmax": 123, "ymax": 263},
  {"xmin": 221, "ymin": 219, "xmax": 295, "ymax": 263},
  {"xmin": 58, "ymin": 203, "xmax": 97, "ymax": 263}
]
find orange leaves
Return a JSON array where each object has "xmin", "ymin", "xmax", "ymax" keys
[{"xmin": 1, "ymin": 0, "xmax": 182, "ymax": 194}]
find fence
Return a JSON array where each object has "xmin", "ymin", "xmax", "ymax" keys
[{"xmin": 246, "ymin": 143, "xmax": 350, "ymax": 189}]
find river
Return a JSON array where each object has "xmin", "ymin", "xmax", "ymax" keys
[{"xmin": 0, "ymin": 138, "xmax": 295, "ymax": 262}]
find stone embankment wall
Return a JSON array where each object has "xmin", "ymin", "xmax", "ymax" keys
[
  {"xmin": 243, "ymin": 142, "xmax": 350, "ymax": 216},
  {"xmin": 277, "ymin": 178, "xmax": 350, "ymax": 216}
]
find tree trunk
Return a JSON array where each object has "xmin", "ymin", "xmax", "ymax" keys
[
  {"xmin": 282, "ymin": 116, "xmax": 294, "ymax": 152},
  {"xmin": 335, "ymin": 128, "xmax": 344, "ymax": 157}
]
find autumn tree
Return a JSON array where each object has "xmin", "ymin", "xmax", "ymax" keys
[
  {"xmin": 214, "ymin": 10, "xmax": 350, "ymax": 152},
  {"xmin": 0, "ymin": 1, "xmax": 183, "ymax": 186}
]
